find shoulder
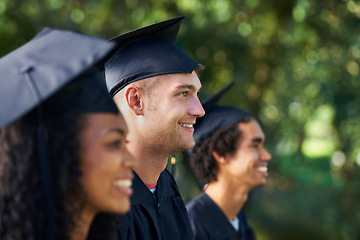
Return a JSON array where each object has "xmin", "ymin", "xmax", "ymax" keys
[
  {"xmin": 238, "ymin": 210, "xmax": 250, "ymax": 226},
  {"xmin": 187, "ymin": 193, "xmax": 240, "ymax": 240},
  {"xmin": 159, "ymin": 169, "xmax": 176, "ymax": 184},
  {"xmin": 186, "ymin": 195, "xmax": 217, "ymax": 240},
  {"xmin": 238, "ymin": 210, "xmax": 257, "ymax": 240},
  {"xmin": 186, "ymin": 193, "xmax": 218, "ymax": 236},
  {"xmin": 157, "ymin": 169, "xmax": 181, "ymax": 196},
  {"xmin": 186, "ymin": 193, "xmax": 211, "ymax": 218}
]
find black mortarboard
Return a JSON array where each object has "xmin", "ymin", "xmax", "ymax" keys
[
  {"xmin": 193, "ymin": 82, "xmax": 253, "ymax": 151},
  {"xmin": 44, "ymin": 69, "xmax": 119, "ymax": 114},
  {"xmin": 0, "ymin": 27, "xmax": 117, "ymax": 127},
  {"xmin": 105, "ymin": 16, "xmax": 199, "ymax": 96},
  {"xmin": 0, "ymin": 27, "xmax": 117, "ymax": 239}
]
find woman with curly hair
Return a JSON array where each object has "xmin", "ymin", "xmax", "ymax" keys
[{"xmin": 0, "ymin": 28, "xmax": 137, "ymax": 240}]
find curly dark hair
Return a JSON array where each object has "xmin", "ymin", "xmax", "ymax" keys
[
  {"xmin": 190, "ymin": 117, "xmax": 253, "ymax": 184},
  {"xmin": 0, "ymin": 106, "xmax": 116, "ymax": 239}
]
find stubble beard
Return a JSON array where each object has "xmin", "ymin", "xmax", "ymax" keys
[
  {"xmin": 146, "ymin": 128, "xmax": 195, "ymax": 155},
  {"xmin": 168, "ymin": 130, "xmax": 195, "ymax": 153}
]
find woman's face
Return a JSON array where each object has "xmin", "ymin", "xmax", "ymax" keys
[{"xmin": 79, "ymin": 113, "xmax": 137, "ymax": 215}]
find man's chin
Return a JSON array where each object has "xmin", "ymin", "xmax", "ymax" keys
[{"xmin": 176, "ymin": 140, "xmax": 195, "ymax": 152}]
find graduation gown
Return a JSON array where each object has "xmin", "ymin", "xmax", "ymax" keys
[
  {"xmin": 186, "ymin": 193, "xmax": 256, "ymax": 240},
  {"xmin": 117, "ymin": 170, "xmax": 194, "ymax": 240}
]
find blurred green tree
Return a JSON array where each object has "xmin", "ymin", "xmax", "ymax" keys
[{"xmin": 1, "ymin": 0, "xmax": 359, "ymax": 239}]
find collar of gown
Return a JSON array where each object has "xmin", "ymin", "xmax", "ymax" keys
[{"xmin": 130, "ymin": 170, "xmax": 180, "ymax": 204}]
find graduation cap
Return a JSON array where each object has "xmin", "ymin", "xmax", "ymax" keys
[
  {"xmin": 0, "ymin": 27, "xmax": 117, "ymax": 127},
  {"xmin": 0, "ymin": 27, "xmax": 117, "ymax": 238},
  {"xmin": 192, "ymin": 82, "xmax": 253, "ymax": 151},
  {"xmin": 105, "ymin": 16, "xmax": 199, "ymax": 96}
]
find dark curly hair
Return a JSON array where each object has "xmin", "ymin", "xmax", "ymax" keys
[
  {"xmin": 0, "ymin": 105, "xmax": 116, "ymax": 239},
  {"xmin": 190, "ymin": 117, "xmax": 253, "ymax": 184}
]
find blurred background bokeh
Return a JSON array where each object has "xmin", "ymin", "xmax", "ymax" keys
[{"xmin": 1, "ymin": 0, "xmax": 359, "ymax": 239}]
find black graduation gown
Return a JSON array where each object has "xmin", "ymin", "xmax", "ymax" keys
[
  {"xmin": 117, "ymin": 170, "xmax": 194, "ymax": 240},
  {"xmin": 186, "ymin": 193, "xmax": 256, "ymax": 240}
]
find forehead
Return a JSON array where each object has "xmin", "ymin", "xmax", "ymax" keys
[
  {"xmin": 154, "ymin": 71, "xmax": 202, "ymax": 91},
  {"xmin": 83, "ymin": 113, "xmax": 128, "ymax": 135},
  {"xmin": 238, "ymin": 120, "xmax": 265, "ymax": 141}
]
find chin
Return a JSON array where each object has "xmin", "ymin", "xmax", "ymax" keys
[
  {"xmin": 171, "ymin": 138, "xmax": 195, "ymax": 152},
  {"xmin": 257, "ymin": 180, "xmax": 267, "ymax": 187},
  {"xmin": 183, "ymin": 138, "xmax": 195, "ymax": 150},
  {"xmin": 179, "ymin": 143, "xmax": 195, "ymax": 152},
  {"xmin": 110, "ymin": 199, "xmax": 131, "ymax": 214}
]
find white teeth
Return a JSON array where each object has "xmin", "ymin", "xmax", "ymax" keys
[
  {"xmin": 113, "ymin": 179, "xmax": 132, "ymax": 188},
  {"xmin": 179, "ymin": 123, "xmax": 193, "ymax": 128},
  {"xmin": 257, "ymin": 166, "xmax": 268, "ymax": 172}
]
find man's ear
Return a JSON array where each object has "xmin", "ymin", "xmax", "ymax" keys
[
  {"xmin": 124, "ymin": 86, "xmax": 144, "ymax": 116},
  {"xmin": 212, "ymin": 151, "xmax": 227, "ymax": 164}
]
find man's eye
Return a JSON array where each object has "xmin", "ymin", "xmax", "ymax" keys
[{"xmin": 180, "ymin": 92, "xmax": 187, "ymax": 97}]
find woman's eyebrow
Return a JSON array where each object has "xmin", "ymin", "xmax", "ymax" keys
[{"xmin": 108, "ymin": 128, "xmax": 126, "ymax": 136}]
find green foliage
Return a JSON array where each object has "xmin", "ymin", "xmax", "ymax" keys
[{"xmin": 1, "ymin": 0, "xmax": 359, "ymax": 239}]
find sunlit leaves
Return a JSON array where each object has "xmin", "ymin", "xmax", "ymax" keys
[
  {"xmin": 46, "ymin": 0, "xmax": 63, "ymax": 10},
  {"xmin": 346, "ymin": 60, "xmax": 359, "ymax": 76},
  {"xmin": 208, "ymin": 0, "xmax": 231, "ymax": 22},
  {"xmin": 1, "ymin": 0, "xmax": 359, "ymax": 238},
  {"xmin": 347, "ymin": 1, "xmax": 360, "ymax": 17},
  {"xmin": 0, "ymin": 1, "xmax": 6, "ymax": 15},
  {"xmin": 70, "ymin": 9, "xmax": 85, "ymax": 24}
]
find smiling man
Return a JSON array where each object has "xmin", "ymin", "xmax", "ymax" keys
[
  {"xmin": 186, "ymin": 85, "xmax": 271, "ymax": 240},
  {"xmin": 104, "ymin": 17, "xmax": 204, "ymax": 240}
]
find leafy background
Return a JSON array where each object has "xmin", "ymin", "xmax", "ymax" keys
[{"xmin": 1, "ymin": 0, "xmax": 359, "ymax": 239}]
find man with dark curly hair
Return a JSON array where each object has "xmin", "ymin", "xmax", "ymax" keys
[{"xmin": 186, "ymin": 85, "xmax": 272, "ymax": 240}]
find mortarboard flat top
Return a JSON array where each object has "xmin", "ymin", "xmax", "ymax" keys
[
  {"xmin": 193, "ymin": 82, "xmax": 253, "ymax": 151},
  {"xmin": 105, "ymin": 16, "xmax": 199, "ymax": 96},
  {"xmin": 0, "ymin": 27, "xmax": 117, "ymax": 127},
  {"xmin": 110, "ymin": 16, "xmax": 184, "ymax": 45}
]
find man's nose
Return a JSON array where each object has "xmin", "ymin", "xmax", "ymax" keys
[
  {"xmin": 189, "ymin": 97, "xmax": 205, "ymax": 118},
  {"xmin": 261, "ymin": 148, "xmax": 272, "ymax": 161}
]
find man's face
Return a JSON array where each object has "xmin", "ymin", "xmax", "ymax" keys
[
  {"xmin": 141, "ymin": 71, "xmax": 205, "ymax": 154},
  {"xmin": 222, "ymin": 120, "xmax": 272, "ymax": 189}
]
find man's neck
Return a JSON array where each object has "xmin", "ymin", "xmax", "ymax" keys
[
  {"xmin": 128, "ymin": 139, "xmax": 169, "ymax": 184},
  {"xmin": 205, "ymin": 180, "xmax": 250, "ymax": 220}
]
